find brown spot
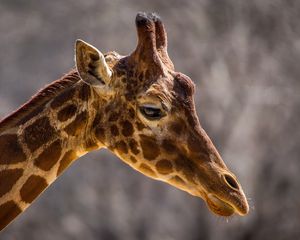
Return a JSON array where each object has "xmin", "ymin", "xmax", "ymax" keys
[
  {"xmin": 57, "ymin": 150, "xmax": 77, "ymax": 176},
  {"xmin": 145, "ymin": 69, "xmax": 150, "ymax": 80},
  {"xmin": 108, "ymin": 112, "xmax": 119, "ymax": 122},
  {"xmin": 128, "ymin": 139, "xmax": 140, "ymax": 155},
  {"xmin": 0, "ymin": 169, "xmax": 23, "ymax": 197},
  {"xmin": 125, "ymin": 93, "xmax": 133, "ymax": 101},
  {"xmin": 0, "ymin": 201, "xmax": 22, "ymax": 231},
  {"xmin": 34, "ymin": 140, "xmax": 62, "ymax": 171},
  {"xmin": 20, "ymin": 175, "xmax": 48, "ymax": 203},
  {"xmin": 136, "ymin": 121, "xmax": 146, "ymax": 131},
  {"xmin": 169, "ymin": 121, "xmax": 184, "ymax": 135},
  {"xmin": 140, "ymin": 134, "xmax": 160, "ymax": 160},
  {"xmin": 128, "ymin": 108, "xmax": 135, "ymax": 119},
  {"xmin": 92, "ymin": 113, "xmax": 102, "ymax": 129},
  {"xmin": 126, "ymin": 83, "xmax": 133, "ymax": 92},
  {"xmin": 169, "ymin": 176, "xmax": 186, "ymax": 187},
  {"xmin": 130, "ymin": 156, "xmax": 137, "ymax": 163},
  {"xmin": 24, "ymin": 117, "xmax": 56, "ymax": 152},
  {"xmin": 115, "ymin": 140, "xmax": 128, "ymax": 154},
  {"xmin": 174, "ymin": 156, "xmax": 197, "ymax": 183},
  {"xmin": 64, "ymin": 111, "xmax": 87, "ymax": 136},
  {"xmin": 57, "ymin": 104, "xmax": 77, "ymax": 122},
  {"xmin": 78, "ymin": 83, "xmax": 91, "ymax": 101},
  {"xmin": 138, "ymin": 72, "xmax": 144, "ymax": 82},
  {"xmin": 128, "ymin": 70, "xmax": 134, "ymax": 78},
  {"xmin": 187, "ymin": 134, "xmax": 207, "ymax": 156},
  {"xmin": 50, "ymin": 87, "xmax": 76, "ymax": 109},
  {"xmin": 0, "ymin": 135, "xmax": 26, "ymax": 165},
  {"xmin": 95, "ymin": 127, "xmax": 106, "ymax": 143},
  {"xmin": 105, "ymin": 104, "xmax": 112, "ymax": 114},
  {"xmin": 121, "ymin": 120, "xmax": 134, "ymax": 137},
  {"xmin": 162, "ymin": 139, "xmax": 177, "ymax": 153},
  {"xmin": 17, "ymin": 105, "xmax": 44, "ymax": 125},
  {"xmin": 156, "ymin": 160, "xmax": 173, "ymax": 175},
  {"xmin": 85, "ymin": 138, "xmax": 99, "ymax": 151},
  {"xmin": 139, "ymin": 163, "xmax": 156, "ymax": 177},
  {"xmin": 110, "ymin": 125, "xmax": 119, "ymax": 136}
]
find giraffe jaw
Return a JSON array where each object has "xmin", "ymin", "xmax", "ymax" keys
[
  {"xmin": 205, "ymin": 193, "xmax": 248, "ymax": 217},
  {"xmin": 206, "ymin": 194, "xmax": 235, "ymax": 216}
]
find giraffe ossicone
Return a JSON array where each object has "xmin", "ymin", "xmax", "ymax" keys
[{"xmin": 0, "ymin": 12, "xmax": 249, "ymax": 231}]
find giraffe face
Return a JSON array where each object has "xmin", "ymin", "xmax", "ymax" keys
[{"xmin": 75, "ymin": 13, "xmax": 249, "ymax": 217}]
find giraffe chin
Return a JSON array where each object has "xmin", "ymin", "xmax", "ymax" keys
[{"xmin": 206, "ymin": 194, "xmax": 235, "ymax": 217}]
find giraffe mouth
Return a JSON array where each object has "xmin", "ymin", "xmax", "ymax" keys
[{"xmin": 206, "ymin": 194, "xmax": 236, "ymax": 217}]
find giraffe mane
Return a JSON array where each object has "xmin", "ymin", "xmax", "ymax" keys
[{"xmin": 0, "ymin": 69, "xmax": 80, "ymax": 132}]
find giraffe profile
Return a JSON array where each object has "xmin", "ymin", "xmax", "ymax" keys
[{"xmin": 0, "ymin": 12, "xmax": 249, "ymax": 231}]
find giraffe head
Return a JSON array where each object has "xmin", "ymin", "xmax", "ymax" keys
[{"xmin": 75, "ymin": 13, "xmax": 249, "ymax": 216}]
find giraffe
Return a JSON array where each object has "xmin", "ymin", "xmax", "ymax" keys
[{"xmin": 0, "ymin": 12, "xmax": 249, "ymax": 231}]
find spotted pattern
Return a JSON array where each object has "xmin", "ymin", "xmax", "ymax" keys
[
  {"xmin": 23, "ymin": 117, "xmax": 56, "ymax": 152},
  {"xmin": 130, "ymin": 156, "xmax": 137, "ymax": 163},
  {"xmin": 78, "ymin": 83, "xmax": 91, "ymax": 101},
  {"xmin": 34, "ymin": 140, "xmax": 62, "ymax": 171},
  {"xmin": 0, "ymin": 201, "xmax": 22, "ymax": 231},
  {"xmin": 85, "ymin": 138, "xmax": 99, "ymax": 151},
  {"xmin": 92, "ymin": 113, "xmax": 102, "ymax": 129},
  {"xmin": 169, "ymin": 176, "xmax": 186, "ymax": 187},
  {"xmin": 64, "ymin": 111, "xmax": 87, "ymax": 136},
  {"xmin": 0, "ymin": 169, "xmax": 23, "ymax": 197},
  {"xmin": 162, "ymin": 139, "xmax": 177, "ymax": 153},
  {"xmin": 187, "ymin": 134, "xmax": 208, "ymax": 157},
  {"xmin": 115, "ymin": 140, "xmax": 128, "ymax": 154},
  {"xmin": 121, "ymin": 120, "xmax": 134, "ymax": 137},
  {"xmin": 128, "ymin": 108, "xmax": 135, "ymax": 119},
  {"xmin": 169, "ymin": 121, "xmax": 184, "ymax": 136},
  {"xmin": 20, "ymin": 175, "xmax": 48, "ymax": 203},
  {"xmin": 139, "ymin": 163, "xmax": 156, "ymax": 177},
  {"xmin": 110, "ymin": 125, "xmax": 119, "ymax": 136},
  {"xmin": 174, "ymin": 156, "xmax": 197, "ymax": 184},
  {"xmin": 17, "ymin": 105, "xmax": 44, "ymax": 125},
  {"xmin": 136, "ymin": 121, "xmax": 146, "ymax": 131},
  {"xmin": 95, "ymin": 127, "xmax": 106, "ymax": 144},
  {"xmin": 156, "ymin": 160, "xmax": 173, "ymax": 175},
  {"xmin": 57, "ymin": 104, "xmax": 77, "ymax": 122},
  {"xmin": 139, "ymin": 134, "xmax": 160, "ymax": 160},
  {"xmin": 128, "ymin": 139, "xmax": 140, "ymax": 155},
  {"xmin": 108, "ymin": 112, "xmax": 119, "ymax": 122},
  {"xmin": 50, "ymin": 87, "xmax": 76, "ymax": 109},
  {"xmin": 0, "ymin": 135, "xmax": 26, "ymax": 165},
  {"xmin": 57, "ymin": 150, "xmax": 77, "ymax": 176}
]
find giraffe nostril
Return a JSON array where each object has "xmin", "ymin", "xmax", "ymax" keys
[{"xmin": 224, "ymin": 174, "xmax": 239, "ymax": 190}]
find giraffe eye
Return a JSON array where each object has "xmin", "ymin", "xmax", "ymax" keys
[{"xmin": 139, "ymin": 105, "xmax": 164, "ymax": 120}]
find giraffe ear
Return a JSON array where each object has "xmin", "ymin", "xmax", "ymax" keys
[{"xmin": 75, "ymin": 39, "xmax": 112, "ymax": 87}]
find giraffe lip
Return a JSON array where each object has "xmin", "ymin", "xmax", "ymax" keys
[{"xmin": 206, "ymin": 194, "xmax": 235, "ymax": 217}]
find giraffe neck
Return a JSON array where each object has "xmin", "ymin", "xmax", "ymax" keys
[{"xmin": 0, "ymin": 70, "xmax": 103, "ymax": 230}]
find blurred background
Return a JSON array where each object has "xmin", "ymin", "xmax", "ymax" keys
[{"xmin": 0, "ymin": 1, "xmax": 299, "ymax": 239}]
